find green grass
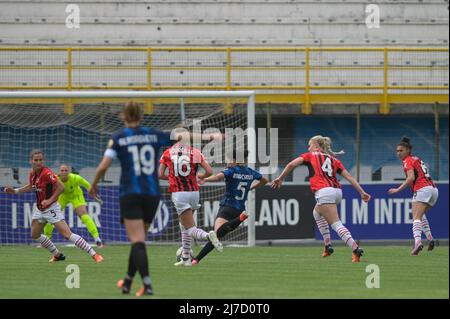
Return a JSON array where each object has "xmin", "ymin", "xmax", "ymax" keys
[{"xmin": 0, "ymin": 245, "xmax": 448, "ymax": 299}]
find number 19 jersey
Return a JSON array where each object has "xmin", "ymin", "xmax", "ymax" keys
[
  {"xmin": 300, "ymin": 151, "xmax": 346, "ymax": 193},
  {"xmin": 107, "ymin": 126, "xmax": 172, "ymax": 197}
]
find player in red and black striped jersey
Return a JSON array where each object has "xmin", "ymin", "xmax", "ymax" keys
[
  {"xmin": 3, "ymin": 149, "xmax": 102, "ymax": 263},
  {"xmin": 272, "ymin": 135, "xmax": 371, "ymax": 262},
  {"xmin": 159, "ymin": 132, "xmax": 222, "ymax": 267},
  {"xmin": 388, "ymin": 137, "xmax": 438, "ymax": 255}
]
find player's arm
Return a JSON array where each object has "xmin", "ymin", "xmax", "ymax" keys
[
  {"xmin": 388, "ymin": 169, "xmax": 415, "ymax": 195},
  {"xmin": 41, "ymin": 180, "xmax": 65, "ymax": 209},
  {"xmin": 250, "ymin": 176, "xmax": 268, "ymax": 191},
  {"xmin": 199, "ymin": 172, "xmax": 225, "ymax": 185},
  {"xmin": 90, "ymin": 156, "xmax": 113, "ymax": 197},
  {"xmin": 197, "ymin": 159, "xmax": 213, "ymax": 180},
  {"xmin": 340, "ymin": 169, "xmax": 371, "ymax": 202},
  {"xmin": 3, "ymin": 183, "xmax": 33, "ymax": 194},
  {"xmin": 77, "ymin": 174, "xmax": 92, "ymax": 192},
  {"xmin": 158, "ymin": 163, "xmax": 169, "ymax": 180},
  {"xmin": 271, "ymin": 157, "xmax": 304, "ymax": 189}
]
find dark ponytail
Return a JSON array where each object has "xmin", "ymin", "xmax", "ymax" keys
[{"xmin": 398, "ymin": 136, "xmax": 412, "ymax": 151}]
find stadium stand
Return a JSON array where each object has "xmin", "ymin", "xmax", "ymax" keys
[{"xmin": 0, "ymin": 0, "xmax": 448, "ymax": 46}]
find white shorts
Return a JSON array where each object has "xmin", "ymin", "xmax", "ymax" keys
[
  {"xmin": 315, "ymin": 187, "xmax": 343, "ymax": 206},
  {"xmin": 171, "ymin": 191, "xmax": 201, "ymax": 215},
  {"xmin": 32, "ymin": 202, "xmax": 65, "ymax": 224},
  {"xmin": 413, "ymin": 186, "xmax": 439, "ymax": 207}
]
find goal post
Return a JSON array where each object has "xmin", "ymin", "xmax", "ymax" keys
[{"xmin": 0, "ymin": 90, "xmax": 257, "ymax": 247}]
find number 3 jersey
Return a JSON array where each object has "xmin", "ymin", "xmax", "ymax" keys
[
  {"xmin": 402, "ymin": 154, "xmax": 435, "ymax": 192},
  {"xmin": 221, "ymin": 165, "xmax": 262, "ymax": 212},
  {"xmin": 159, "ymin": 144, "xmax": 205, "ymax": 193},
  {"xmin": 106, "ymin": 126, "xmax": 172, "ymax": 197},
  {"xmin": 300, "ymin": 151, "xmax": 346, "ymax": 193}
]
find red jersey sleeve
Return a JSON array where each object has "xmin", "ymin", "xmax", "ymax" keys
[
  {"xmin": 299, "ymin": 152, "xmax": 311, "ymax": 163},
  {"xmin": 335, "ymin": 158, "xmax": 346, "ymax": 174},
  {"xmin": 403, "ymin": 157, "xmax": 414, "ymax": 172},
  {"xmin": 159, "ymin": 149, "xmax": 170, "ymax": 166}
]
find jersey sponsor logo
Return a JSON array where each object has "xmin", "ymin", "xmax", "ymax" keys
[{"xmin": 232, "ymin": 173, "xmax": 254, "ymax": 180}]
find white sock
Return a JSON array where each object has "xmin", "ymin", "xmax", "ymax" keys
[
  {"xmin": 313, "ymin": 210, "xmax": 331, "ymax": 246},
  {"xmin": 331, "ymin": 221, "xmax": 358, "ymax": 251},
  {"xmin": 412, "ymin": 220, "xmax": 423, "ymax": 245},
  {"xmin": 187, "ymin": 226, "xmax": 209, "ymax": 241},
  {"xmin": 421, "ymin": 215, "xmax": 433, "ymax": 241},
  {"xmin": 181, "ymin": 230, "xmax": 192, "ymax": 259},
  {"xmin": 69, "ymin": 233, "xmax": 96, "ymax": 257},
  {"xmin": 36, "ymin": 234, "xmax": 60, "ymax": 256}
]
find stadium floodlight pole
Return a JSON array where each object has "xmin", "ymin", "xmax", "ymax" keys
[{"xmin": 0, "ymin": 90, "xmax": 257, "ymax": 247}]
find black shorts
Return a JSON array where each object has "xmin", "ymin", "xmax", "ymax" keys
[
  {"xmin": 119, "ymin": 194, "xmax": 160, "ymax": 224},
  {"xmin": 216, "ymin": 206, "xmax": 242, "ymax": 221}
]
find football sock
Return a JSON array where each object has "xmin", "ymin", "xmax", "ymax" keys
[
  {"xmin": 313, "ymin": 210, "xmax": 331, "ymax": 246},
  {"xmin": 36, "ymin": 234, "xmax": 60, "ymax": 256},
  {"xmin": 131, "ymin": 242, "xmax": 150, "ymax": 282},
  {"xmin": 69, "ymin": 233, "xmax": 96, "ymax": 256},
  {"xmin": 194, "ymin": 241, "xmax": 214, "ymax": 262},
  {"xmin": 187, "ymin": 226, "xmax": 209, "ymax": 241},
  {"xmin": 412, "ymin": 220, "xmax": 423, "ymax": 245},
  {"xmin": 127, "ymin": 248, "xmax": 137, "ymax": 279},
  {"xmin": 216, "ymin": 217, "xmax": 242, "ymax": 238},
  {"xmin": 331, "ymin": 221, "xmax": 358, "ymax": 251},
  {"xmin": 421, "ymin": 215, "xmax": 433, "ymax": 241},
  {"xmin": 181, "ymin": 230, "xmax": 193, "ymax": 259}
]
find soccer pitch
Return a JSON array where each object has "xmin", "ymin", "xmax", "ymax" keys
[{"xmin": 0, "ymin": 245, "xmax": 448, "ymax": 299}]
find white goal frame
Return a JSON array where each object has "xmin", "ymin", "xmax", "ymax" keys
[{"xmin": 0, "ymin": 90, "xmax": 257, "ymax": 247}]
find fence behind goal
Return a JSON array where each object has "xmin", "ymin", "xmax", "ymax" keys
[{"xmin": 0, "ymin": 90, "xmax": 256, "ymax": 246}]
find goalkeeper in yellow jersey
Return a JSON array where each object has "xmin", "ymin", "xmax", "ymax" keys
[{"xmin": 43, "ymin": 164, "xmax": 104, "ymax": 247}]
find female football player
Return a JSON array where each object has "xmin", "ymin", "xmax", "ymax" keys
[
  {"xmin": 271, "ymin": 135, "xmax": 370, "ymax": 262},
  {"xmin": 388, "ymin": 137, "xmax": 438, "ymax": 255}
]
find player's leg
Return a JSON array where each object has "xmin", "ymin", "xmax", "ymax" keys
[
  {"xmin": 207, "ymin": 206, "xmax": 246, "ymax": 242},
  {"xmin": 122, "ymin": 195, "xmax": 158, "ymax": 296},
  {"xmin": 74, "ymin": 203, "xmax": 103, "ymax": 247},
  {"xmin": 192, "ymin": 217, "xmax": 228, "ymax": 265},
  {"xmin": 31, "ymin": 219, "xmax": 64, "ymax": 261},
  {"xmin": 410, "ymin": 201, "xmax": 428, "ymax": 255},
  {"xmin": 312, "ymin": 204, "xmax": 333, "ymax": 257},
  {"xmin": 53, "ymin": 219, "xmax": 102, "ymax": 262}
]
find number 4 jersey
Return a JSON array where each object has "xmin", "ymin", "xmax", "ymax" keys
[
  {"xmin": 300, "ymin": 151, "xmax": 346, "ymax": 193},
  {"xmin": 402, "ymin": 154, "xmax": 435, "ymax": 192},
  {"xmin": 106, "ymin": 126, "xmax": 172, "ymax": 197},
  {"xmin": 159, "ymin": 144, "xmax": 205, "ymax": 193}
]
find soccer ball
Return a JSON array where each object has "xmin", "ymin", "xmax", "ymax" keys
[{"xmin": 176, "ymin": 246, "xmax": 194, "ymax": 262}]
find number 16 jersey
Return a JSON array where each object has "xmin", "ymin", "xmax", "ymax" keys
[
  {"xmin": 300, "ymin": 151, "xmax": 346, "ymax": 193},
  {"xmin": 159, "ymin": 144, "xmax": 205, "ymax": 193}
]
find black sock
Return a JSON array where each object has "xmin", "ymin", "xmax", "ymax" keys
[
  {"xmin": 131, "ymin": 242, "xmax": 149, "ymax": 280},
  {"xmin": 127, "ymin": 248, "xmax": 137, "ymax": 279},
  {"xmin": 216, "ymin": 217, "xmax": 242, "ymax": 238},
  {"xmin": 194, "ymin": 241, "xmax": 215, "ymax": 262}
]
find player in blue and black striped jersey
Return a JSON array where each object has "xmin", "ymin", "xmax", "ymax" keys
[
  {"xmin": 192, "ymin": 149, "xmax": 268, "ymax": 265},
  {"xmin": 90, "ymin": 101, "xmax": 174, "ymax": 297}
]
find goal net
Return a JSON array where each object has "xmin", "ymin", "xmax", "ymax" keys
[{"xmin": 0, "ymin": 90, "xmax": 256, "ymax": 248}]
